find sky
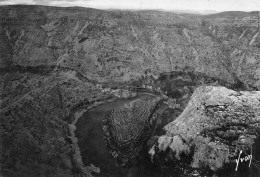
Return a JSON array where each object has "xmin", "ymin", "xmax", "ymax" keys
[{"xmin": 0, "ymin": 0, "xmax": 259, "ymax": 12}]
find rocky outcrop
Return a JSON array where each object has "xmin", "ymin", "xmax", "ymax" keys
[{"xmin": 150, "ymin": 86, "xmax": 260, "ymax": 176}]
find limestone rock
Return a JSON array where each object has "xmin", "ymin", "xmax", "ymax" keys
[{"xmin": 151, "ymin": 86, "xmax": 260, "ymax": 175}]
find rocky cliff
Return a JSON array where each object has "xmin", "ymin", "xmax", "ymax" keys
[{"xmin": 150, "ymin": 86, "xmax": 260, "ymax": 176}]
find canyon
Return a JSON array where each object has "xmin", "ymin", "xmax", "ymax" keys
[{"xmin": 0, "ymin": 5, "xmax": 260, "ymax": 177}]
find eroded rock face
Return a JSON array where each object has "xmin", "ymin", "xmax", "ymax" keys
[
  {"xmin": 150, "ymin": 86, "xmax": 260, "ymax": 176},
  {"xmin": 1, "ymin": 6, "xmax": 259, "ymax": 87}
]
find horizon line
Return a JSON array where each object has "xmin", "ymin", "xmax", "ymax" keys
[{"xmin": 1, "ymin": 4, "xmax": 260, "ymax": 15}]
